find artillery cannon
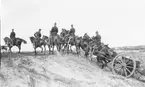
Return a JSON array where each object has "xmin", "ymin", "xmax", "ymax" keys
[
  {"xmin": 112, "ymin": 53, "xmax": 145, "ymax": 79},
  {"xmin": 89, "ymin": 44, "xmax": 145, "ymax": 81}
]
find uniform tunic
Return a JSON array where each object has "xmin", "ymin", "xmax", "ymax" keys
[
  {"xmin": 69, "ymin": 28, "xmax": 75, "ymax": 36},
  {"xmin": 34, "ymin": 31, "xmax": 41, "ymax": 39},
  {"xmin": 51, "ymin": 26, "xmax": 58, "ymax": 35},
  {"xmin": 10, "ymin": 32, "xmax": 16, "ymax": 39}
]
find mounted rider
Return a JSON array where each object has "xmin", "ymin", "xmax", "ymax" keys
[
  {"xmin": 83, "ymin": 33, "xmax": 90, "ymax": 44},
  {"xmin": 68, "ymin": 24, "xmax": 75, "ymax": 40},
  {"xmin": 10, "ymin": 29, "xmax": 16, "ymax": 45},
  {"xmin": 34, "ymin": 29, "xmax": 42, "ymax": 43},
  {"xmin": 69, "ymin": 24, "xmax": 75, "ymax": 36},
  {"xmin": 50, "ymin": 22, "xmax": 58, "ymax": 36},
  {"xmin": 92, "ymin": 31, "xmax": 101, "ymax": 45}
]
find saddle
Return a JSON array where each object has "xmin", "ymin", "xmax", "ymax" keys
[
  {"xmin": 11, "ymin": 38, "xmax": 16, "ymax": 45},
  {"xmin": 35, "ymin": 37, "xmax": 42, "ymax": 44}
]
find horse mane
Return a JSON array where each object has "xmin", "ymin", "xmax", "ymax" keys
[{"xmin": 4, "ymin": 37, "xmax": 10, "ymax": 40}]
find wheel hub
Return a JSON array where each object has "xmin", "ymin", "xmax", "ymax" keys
[{"xmin": 122, "ymin": 63, "xmax": 126, "ymax": 68}]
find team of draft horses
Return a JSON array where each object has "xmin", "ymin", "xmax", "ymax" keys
[{"xmin": 3, "ymin": 22, "xmax": 117, "ymax": 66}]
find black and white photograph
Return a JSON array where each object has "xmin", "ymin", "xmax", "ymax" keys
[{"xmin": 1, "ymin": 0, "xmax": 145, "ymax": 87}]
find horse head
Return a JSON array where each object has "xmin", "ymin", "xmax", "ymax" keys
[
  {"xmin": 29, "ymin": 36, "xmax": 35, "ymax": 43},
  {"xmin": 3, "ymin": 37, "xmax": 12, "ymax": 46}
]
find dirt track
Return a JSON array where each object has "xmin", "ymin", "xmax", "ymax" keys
[{"xmin": 0, "ymin": 52, "xmax": 145, "ymax": 87}]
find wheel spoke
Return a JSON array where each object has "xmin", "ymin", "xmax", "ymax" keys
[
  {"xmin": 124, "ymin": 68, "xmax": 127, "ymax": 77},
  {"xmin": 126, "ymin": 65, "xmax": 133, "ymax": 69},
  {"xmin": 120, "ymin": 68, "xmax": 123, "ymax": 76},
  {"xmin": 116, "ymin": 60, "xmax": 122, "ymax": 64},
  {"xmin": 126, "ymin": 60, "xmax": 133, "ymax": 65},
  {"xmin": 126, "ymin": 67, "xmax": 131, "ymax": 74},
  {"xmin": 114, "ymin": 64, "xmax": 122, "ymax": 70}
]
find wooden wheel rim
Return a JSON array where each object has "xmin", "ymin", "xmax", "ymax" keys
[{"xmin": 112, "ymin": 53, "xmax": 136, "ymax": 77}]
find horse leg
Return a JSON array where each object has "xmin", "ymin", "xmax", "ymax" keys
[
  {"xmin": 70, "ymin": 45, "xmax": 73, "ymax": 52},
  {"xmin": 56, "ymin": 45, "xmax": 59, "ymax": 52},
  {"xmin": 76, "ymin": 46, "xmax": 78, "ymax": 54},
  {"xmin": 76, "ymin": 46, "xmax": 80, "ymax": 56},
  {"xmin": 48, "ymin": 45, "xmax": 51, "ymax": 54},
  {"xmin": 18, "ymin": 46, "xmax": 21, "ymax": 53},
  {"xmin": 63, "ymin": 43, "xmax": 67, "ymax": 52},
  {"xmin": 57, "ymin": 44, "xmax": 60, "ymax": 52},
  {"xmin": 62, "ymin": 43, "xmax": 65, "ymax": 51},
  {"xmin": 44, "ymin": 45, "xmax": 46, "ymax": 55},
  {"xmin": 52, "ymin": 45, "xmax": 54, "ymax": 54},
  {"xmin": 67, "ymin": 44, "xmax": 69, "ymax": 53},
  {"xmin": 9, "ymin": 47, "xmax": 12, "ymax": 53},
  {"xmin": 41, "ymin": 47, "xmax": 43, "ymax": 53},
  {"xmin": 56, "ymin": 43, "xmax": 58, "ymax": 51},
  {"xmin": 66, "ymin": 43, "xmax": 70, "ymax": 53},
  {"xmin": 34, "ymin": 48, "xmax": 37, "ymax": 55},
  {"xmin": 76, "ymin": 46, "xmax": 79, "ymax": 57}
]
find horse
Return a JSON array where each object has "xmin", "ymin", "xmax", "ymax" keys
[
  {"xmin": 63, "ymin": 34, "xmax": 76, "ymax": 53},
  {"xmin": 75, "ymin": 36, "xmax": 83, "ymax": 55},
  {"xmin": 42, "ymin": 35, "xmax": 52, "ymax": 54},
  {"xmin": 3, "ymin": 37, "xmax": 27, "ymax": 53},
  {"xmin": 29, "ymin": 36, "xmax": 46, "ymax": 55},
  {"xmin": 78, "ymin": 37, "xmax": 93, "ymax": 58},
  {"xmin": 59, "ymin": 29, "xmax": 69, "ymax": 50},
  {"xmin": 49, "ymin": 33, "xmax": 61, "ymax": 54}
]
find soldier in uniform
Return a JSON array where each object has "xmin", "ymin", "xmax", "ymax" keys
[
  {"xmin": 34, "ymin": 29, "xmax": 42, "ymax": 43},
  {"xmin": 83, "ymin": 33, "xmax": 90, "ymax": 43},
  {"xmin": 93, "ymin": 31, "xmax": 101, "ymax": 45},
  {"xmin": 69, "ymin": 24, "xmax": 75, "ymax": 36},
  {"xmin": 50, "ymin": 22, "xmax": 58, "ymax": 36},
  {"xmin": 10, "ymin": 29, "xmax": 16, "ymax": 45}
]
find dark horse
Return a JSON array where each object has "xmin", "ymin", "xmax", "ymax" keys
[
  {"xmin": 4, "ymin": 37, "xmax": 27, "ymax": 53},
  {"xmin": 29, "ymin": 36, "xmax": 46, "ymax": 55}
]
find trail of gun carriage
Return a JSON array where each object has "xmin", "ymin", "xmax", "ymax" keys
[{"xmin": 1, "ymin": 23, "xmax": 145, "ymax": 87}]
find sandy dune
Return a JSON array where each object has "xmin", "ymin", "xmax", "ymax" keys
[{"xmin": 0, "ymin": 52, "xmax": 145, "ymax": 87}]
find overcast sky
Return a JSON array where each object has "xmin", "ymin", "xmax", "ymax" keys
[{"xmin": 1, "ymin": 0, "xmax": 145, "ymax": 51}]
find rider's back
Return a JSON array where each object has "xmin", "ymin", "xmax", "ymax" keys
[{"xmin": 10, "ymin": 31, "xmax": 16, "ymax": 39}]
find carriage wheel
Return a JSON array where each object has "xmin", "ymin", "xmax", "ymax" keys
[{"xmin": 112, "ymin": 53, "xmax": 136, "ymax": 77}]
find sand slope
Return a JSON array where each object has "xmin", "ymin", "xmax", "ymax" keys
[{"xmin": 0, "ymin": 52, "xmax": 145, "ymax": 87}]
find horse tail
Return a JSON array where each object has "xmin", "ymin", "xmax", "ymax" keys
[
  {"xmin": 19, "ymin": 38, "xmax": 27, "ymax": 44},
  {"xmin": 22, "ymin": 39, "xmax": 27, "ymax": 44}
]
